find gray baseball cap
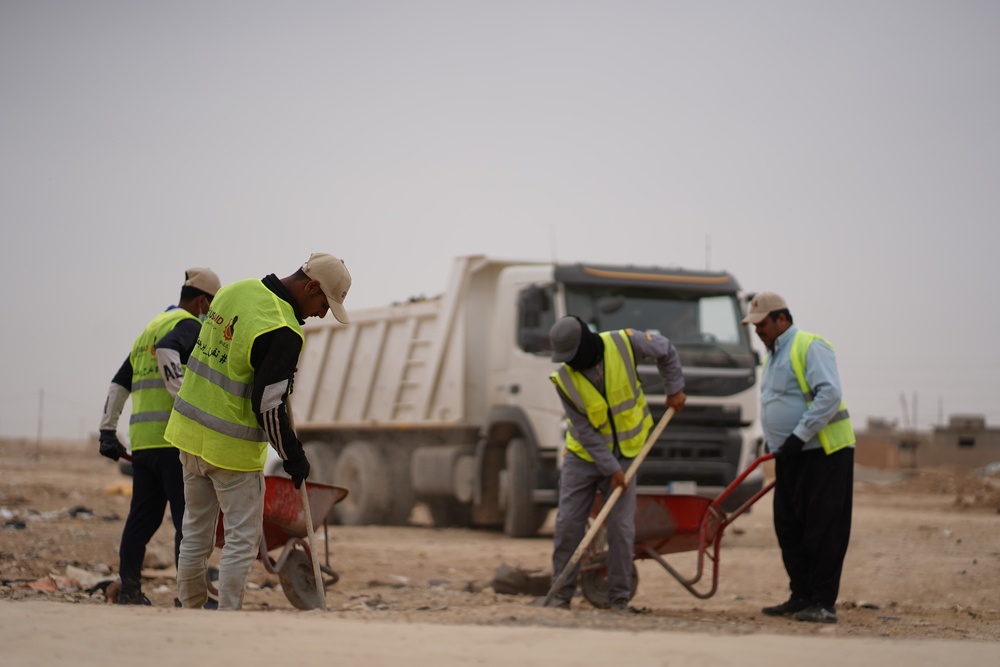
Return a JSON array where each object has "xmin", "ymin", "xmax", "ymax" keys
[{"xmin": 550, "ymin": 316, "xmax": 583, "ymax": 363}]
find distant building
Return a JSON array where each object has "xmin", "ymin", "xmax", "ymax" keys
[
  {"xmin": 920, "ymin": 414, "xmax": 1000, "ymax": 469},
  {"xmin": 855, "ymin": 417, "xmax": 919, "ymax": 469},
  {"xmin": 855, "ymin": 414, "xmax": 1000, "ymax": 470}
]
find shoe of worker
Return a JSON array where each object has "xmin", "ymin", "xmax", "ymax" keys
[
  {"xmin": 610, "ymin": 597, "xmax": 643, "ymax": 614},
  {"xmin": 535, "ymin": 595, "xmax": 570, "ymax": 609},
  {"xmin": 173, "ymin": 596, "xmax": 219, "ymax": 610},
  {"xmin": 117, "ymin": 590, "xmax": 152, "ymax": 606},
  {"xmin": 761, "ymin": 597, "xmax": 809, "ymax": 616},
  {"xmin": 793, "ymin": 604, "xmax": 838, "ymax": 624}
]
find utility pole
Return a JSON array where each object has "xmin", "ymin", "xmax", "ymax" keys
[
  {"xmin": 36, "ymin": 388, "xmax": 43, "ymax": 461},
  {"xmin": 899, "ymin": 391, "xmax": 919, "ymax": 469}
]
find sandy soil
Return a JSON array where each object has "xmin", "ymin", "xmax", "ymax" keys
[{"xmin": 2, "ymin": 438, "xmax": 999, "ymax": 664}]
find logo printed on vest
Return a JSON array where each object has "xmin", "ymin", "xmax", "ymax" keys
[
  {"xmin": 205, "ymin": 307, "xmax": 225, "ymax": 326},
  {"xmin": 224, "ymin": 316, "xmax": 239, "ymax": 341}
]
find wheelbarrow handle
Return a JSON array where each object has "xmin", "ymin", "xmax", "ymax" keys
[{"xmin": 542, "ymin": 407, "xmax": 676, "ymax": 607}]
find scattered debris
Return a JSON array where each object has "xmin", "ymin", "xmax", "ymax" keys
[
  {"xmin": 346, "ymin": 593, "xmax": 393, "ymax": 611},
  {"xmin": 105, "ymin": 580, "xmax": 121, "ymax": 604},
  {"xmin": 27, "ymin": 574, "xmax": 81, "ymax": 592},
  {"xmin": 367, "ymin": 575, "xmax": 410, "ymax": 589},
  {"xmin": 103, "ymin": 482, "xmax": 132, "ymax": 497},
  {"xmin": 490, "ymin": 563, "xmax": 551, "ymax": 597}
]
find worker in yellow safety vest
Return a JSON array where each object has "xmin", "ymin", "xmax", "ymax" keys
[
  {"xmin": 545, "ymin": 315, "xmax": 686, "ymax": 612},
  {"xmin": 164, "ymin": 253, "xmax": 352, "ymax": 611},
  {"xmin": 99, "ymin": 267, "xmax": 221, "ymax": 606},
  {"xmin": 743, "ymin": 291, "xmax": 855, "ymax": 625}
]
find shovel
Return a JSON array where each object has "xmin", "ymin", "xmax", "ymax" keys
[
  {"xmin": 285, "ymin": 402, "xmax": 326, "ymax": 610},
  {"xmin": 299, "ymin": 483, "xmax": 327, "ymax": 611},
  {"xmin": 540, "ymin": 407, "xmax": 675, "ymax": 607}
]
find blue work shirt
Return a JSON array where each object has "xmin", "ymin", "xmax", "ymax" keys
[{"xmin": 760, "ymin": 325, "xmax": 845, "ymax": 454}]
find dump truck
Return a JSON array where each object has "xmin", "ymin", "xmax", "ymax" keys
[{"xmin": 281, "ymin": 255, "xmax": 764, "ymax": 537}]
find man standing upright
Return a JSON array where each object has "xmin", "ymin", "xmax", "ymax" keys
[
  {"xmin": 165, "ymin": 252, "xmax": 352, "ymax": 611},
  {"xmin": 99, "ymin": 267, "xmax": 221, "ymax": 605},
  {"xmin": 545, "ymin": 315, "xmax": 686, "ymax": 611},
  {"xmin": 743, "ymin": 292, "xmax": 855, "ymax": 624}
]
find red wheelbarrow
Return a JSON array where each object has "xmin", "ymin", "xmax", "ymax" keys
[
  {"xmin": 579, "ymin": 453, "xmax": 775, "ymax": 607},
  {"xmin": 214, "ymin": 476, "xmax": 348, "ymax": 610}
]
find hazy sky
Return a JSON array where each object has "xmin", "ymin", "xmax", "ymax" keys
[{"xmin": 2, "ymin": 1, "xmax": 998, "ymax": 440}]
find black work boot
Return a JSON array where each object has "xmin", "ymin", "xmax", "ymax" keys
[
  {"xmin": 762, "ymin": 597, "xmax": 809, "ymax": 616},
  {"xmin": 794, "ymin": 604, "xmax": 838, "ymax": 624},
  {"xmin": 118, "ymin": 589, "xmax": 152, "ymax": 606}
]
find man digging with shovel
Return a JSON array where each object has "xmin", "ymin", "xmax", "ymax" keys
[{"xmin": 543, "ymin": 316, "xmax": 686, "ymax": 611}]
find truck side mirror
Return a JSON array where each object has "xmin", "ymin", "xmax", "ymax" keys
[{"xmin": 518, "ymin": 285, "xmax": 550, "ymax": 327}]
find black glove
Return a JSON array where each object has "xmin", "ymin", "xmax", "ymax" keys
[
  {"xmin": 99, "ymin": 429, "xmax": 129, "ymax": 461},
  {"xmin": 776, "ymin": 434, "xmax": 805, "ymax": 460},
  {"xmin": 283, "ymin": 453, "xmax": 311, "ymax": 489}
]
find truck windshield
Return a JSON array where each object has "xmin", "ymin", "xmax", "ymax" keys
[{"xmin": 564, "ymin": 286, "xmax": 755, "ymax": 368}]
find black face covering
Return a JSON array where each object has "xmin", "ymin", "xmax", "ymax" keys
[{"xmin": 567, "ymin": 317, "xmax": 604, "ymax": 370}]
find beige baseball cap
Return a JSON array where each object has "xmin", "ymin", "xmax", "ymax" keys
[
  {"xmin": 184, "ymin": 267, "xmax": 221, "ymax": 297},
  {"xmin": 302, "ymin": 252, "xmax": 352, "ymax": 324},
  {"xmin": 741, "ymin": 291, "xmax": 788, "ymax": 324}
]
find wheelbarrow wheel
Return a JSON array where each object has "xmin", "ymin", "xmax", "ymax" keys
[
  {"xmin": 279, "ymin": 549, "xmax": 325, "ymax": 610},
  {"xmin": 579, "ymin": 558, "xmax": 639, "ymax": 609}
]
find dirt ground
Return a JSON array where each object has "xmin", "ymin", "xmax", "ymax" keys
[{"xmin": 2, "ymin": 437, "xmax": 999, "ymax": 647}]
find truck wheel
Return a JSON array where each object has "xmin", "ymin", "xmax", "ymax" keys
[
  {"xmin": 332, "ymin": 441, "xmax": 390, "ymax": 525},
  {"xmin": 302, "ymin": 441, "xmax": 339, "ymax": 524},
  {"xmin": 503, "ymin": 438, "xmax": 544, "ymax": 538},
  {"xmin": 425, "ymin": 497, "xmax": 473, "ymax": 528}
]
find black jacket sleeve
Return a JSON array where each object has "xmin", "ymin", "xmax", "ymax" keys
[
  {"xmin": 155, "ymin": 318, "xmax": 201, "ymax": 363},
  {"xmin": 249, "ymin": 326, "xmax": 305, "ymax": 462},
  {"xmin": 111, "ymin": 356, "xmax": 133, "ymax": 391}
]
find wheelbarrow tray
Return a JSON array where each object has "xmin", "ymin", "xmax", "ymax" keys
[
  {"xmin": 214, "ymin": 476, "xmax": 348, "ymax": 551},
  {"xmin": 633, "ymin": 494, "xmax": 721, "ymax": 556},
  {"xmin": 583, "ymin": 453, "xmax": 774, "ymax": 602},
  {"xmin": 211, "ymin": 476, "xmax": 349, "ymax": 610}
]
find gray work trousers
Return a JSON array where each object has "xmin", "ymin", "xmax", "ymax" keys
[
  {"xmin": 550, "ymin": 452, "xmax": 637, "ymax": 602},
  {"xmin": 176, "ymin": 451, "xmax": 264, "ymax": 611}
]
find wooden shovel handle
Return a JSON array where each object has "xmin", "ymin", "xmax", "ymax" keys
[{"xmin": 542, "ymin": 408, "xmax": 676, "ymax": 606}]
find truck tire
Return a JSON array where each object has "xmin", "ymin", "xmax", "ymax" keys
[
  {"xmin": 302, "ymin": 441, "xmax": 339, "ymax": 524},
  {"xmin": 503, "ymin": 438, "xmax": 545, "ymax": 538},
  {"xmin": 332, "ymin": 441, "xmax": 391, "ymax": 525}
]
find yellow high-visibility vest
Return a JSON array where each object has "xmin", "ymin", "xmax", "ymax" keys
[
  {"xmin": 164, "ymin": 280, "xmax": 303, "ymax": 471},
  {"xmin": 128, "ymin": 308, "xmax": 198, "ymax": 450},
  {"xmin": 765, "ymin": 329, "xmax": 855, "ymax": 455},
  {"xmin": 550, "ymin": 330, "xmax": 653, "ymax": 462}
]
